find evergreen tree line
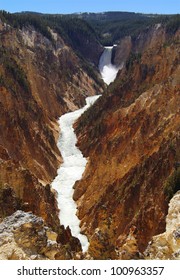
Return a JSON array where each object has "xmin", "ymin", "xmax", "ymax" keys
[{"xmin": 0, "ymin": 10, "xmax": 179, "ymax": 47}]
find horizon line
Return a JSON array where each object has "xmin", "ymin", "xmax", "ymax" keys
[{"xmin": 0, "ymin": 9, "xmax": 179, "ymax": 16}]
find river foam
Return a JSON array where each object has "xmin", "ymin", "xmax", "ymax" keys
[{"xmin": 51, "ymin": 95, "xmax": 100, "ymax": 252}]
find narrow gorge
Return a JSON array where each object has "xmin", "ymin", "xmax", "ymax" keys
[
  {"xmin": 51, "ymin": 45, "xmax": 118, "ymax": 253},
  {"xmin": 0, "ymin": 11, "xmax": 179, "ymax": 260}
]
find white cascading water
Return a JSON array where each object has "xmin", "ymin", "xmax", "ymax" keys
[
  {"xmin": 99, "ymin": 46, "xmax": 119, "ymax": 85},
  {"xmin": 51, "ymin": 95, "xmax": 100, "ymax": 253},
  {"xmin": 51, "ymin": 46, "xmax": 118, "ymax": 253}
]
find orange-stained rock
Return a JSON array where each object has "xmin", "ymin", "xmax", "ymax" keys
[
  {"xmin": 75, "ymin": 26, "xmax": 180, "ymax": 259},
  {"xmin": 0, "ymin": 21, "xmax": 103, "ymax": 228}
]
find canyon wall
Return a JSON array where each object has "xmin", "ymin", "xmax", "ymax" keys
[
  {"xmin": 0, "ymin": 13, "xmax": 179, "ymax": 259},
  {"xmin": 145, "ymin": 191, "xmax": 180, "ymax": 260},
  {"xmin": 75, "ymin": 26, "xmax": 180, "ymax": 259},
  {"xmin": 0, "ymin": 17, "xmax": 103, "ymax": 254}
]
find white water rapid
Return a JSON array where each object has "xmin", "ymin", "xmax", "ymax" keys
[
  {"xmin": 99, "ymin": 46, "xmax": 119, "ymax": 85},
  {"xmin": 51, "ymin": 95, "xmax": 100, "ymax": 253}
]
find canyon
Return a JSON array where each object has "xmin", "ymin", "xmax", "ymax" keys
[{"xmin": 0, "ymin": 12, "xmax": 179, "ymax": 259}]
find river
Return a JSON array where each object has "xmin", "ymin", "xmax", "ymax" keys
[
  {"xmin": 51, "ymin": 45, "xmax": 118, "ymax": 253},
  {"xmin": 51, "ymin": 96, "xmax": 100, "ymax": 252}
]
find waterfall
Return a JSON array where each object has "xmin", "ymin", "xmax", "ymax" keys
[
  {"xmin": 51, "ymin": 95, "xmax": 100, "ymax": 253},
  {"xmin": 99, "ymin": 46, "xmax": 119, "ymax": 85}
]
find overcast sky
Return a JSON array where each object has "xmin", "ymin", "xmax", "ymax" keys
[{"xmin": 0, "ymin": 0, "xmax": 179, "ymax": 14}]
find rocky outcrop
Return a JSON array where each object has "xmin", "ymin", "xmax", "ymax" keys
[
  {"xmin": 0, "ymin": 211, "xmax": 81, "ymax": 260},
  {"xmin": 75, "ymin": 27, "xmax": 180, "ymax": 259},
  {"xmin": 113, "ymin": 24, "xmax": 177, "ymax": 67},
  {"xmin": 112, "ymin": 36, "xmax": 132, "ymax": 66},
  {"xmin": 0, "ymin": 157, "xmax": 60, "ymax": 230},
  {"xmin": 145, "ymin": 191, "xmax": 180, "ymax": 259}
]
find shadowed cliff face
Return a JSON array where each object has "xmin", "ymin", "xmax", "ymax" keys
[
  {"xmin": 75, "ymin": 27, "xmax": 180, "ymax": 259},
  {"xmin": 112, "ymin": 24, "xmax": 167, "ymax": 67}
]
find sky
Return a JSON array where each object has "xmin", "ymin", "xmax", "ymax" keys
[{"xmin": 0, "ymin": 0, "xmax": 179, "ymax": 15}]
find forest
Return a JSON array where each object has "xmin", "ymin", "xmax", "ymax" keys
[{"xmin": 0, "ymin": 10, "xmax": 179, "ymax": 46}]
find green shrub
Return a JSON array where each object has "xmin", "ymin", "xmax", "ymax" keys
[
  {"xmin": 5, "ymin": 61, "xmax": 31, "ymax": 94},
  {"xmin": 0, "ymin": 75, "xmax": 4, "ymax": 87},
  {"xmin": 0, "ymin": 46, "xmax": 31, "ymax": 94},
  {"xmin": 164, "ymin": 167, "xmax": 180, "ymax": 200},
  {"xmin": 126, "ymin": 52, "xmax": 141, "ymax": 70}
]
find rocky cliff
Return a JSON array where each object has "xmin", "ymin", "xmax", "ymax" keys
[
  {"xmin": 0, "ymin": 12, "xmax": 179, "ymax": 260},
  {"xmin": 0, "ymin": 210, "xmax": 82, "ymax": 260},
  {"xmin": 112, "ymin": 23, "xmax": 167, "ymax": 66},
  {"xmin": 145, "ymin": 191, "xmax": 180, "ymax": 260},
  {"xmin": 75, "ymin": 25, "xmax": 180, "ymax": 259},
  {"xmin": 0, "ymin": 15, "xmax": 104, "ymax": 257}
]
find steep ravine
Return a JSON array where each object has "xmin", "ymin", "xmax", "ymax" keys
[
  {"xmin": 0, "ymin": 19, "xmax": 104, "ymax": 186},
  {"xmin": 0, "ymin": 17, "xmax": 104, "ymax": 259},
  {"xmin": 51, "ymin": 45, "xmax": 119, "ymax": 252},
  {"xmin": 0, "ymin": 14, "xmax": 179, "ymax": 260}
]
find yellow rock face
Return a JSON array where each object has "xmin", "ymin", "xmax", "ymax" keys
[
  {"xmin": 75, "ymin": 27, "xmax": 180, "ymax": 259},
  {"xmin": 145, "ymin": 191, "xmax": 180, "ymax": 259}
]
